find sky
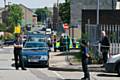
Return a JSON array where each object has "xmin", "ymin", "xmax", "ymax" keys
[{"xmin": 0, "ymin": 0, "xmax": 65, "ymax": 8}]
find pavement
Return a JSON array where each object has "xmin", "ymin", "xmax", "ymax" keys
[{"xmin": 49, "ymin": 50, "xmax": 105, "ymax": 72}]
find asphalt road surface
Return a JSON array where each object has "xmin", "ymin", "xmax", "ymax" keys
[{"xmin": 0, "ymin": 47, "xmax": 119, "ymax": 80}]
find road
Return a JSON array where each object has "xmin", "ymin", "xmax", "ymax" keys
[{"xmin": 0, "ymin": 47, "xmax": 119, "ymax": 80}]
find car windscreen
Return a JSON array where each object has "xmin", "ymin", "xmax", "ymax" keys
[{"xmin": 24, "ymin": 43, "xmax": 47, "ymax": 48}]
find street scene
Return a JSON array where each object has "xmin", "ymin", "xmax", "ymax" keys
[{"xmin": 0, "ymin": 0, "xmax": 120, "ymax": 80}]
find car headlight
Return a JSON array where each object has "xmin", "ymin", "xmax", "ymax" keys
[{"xmin": 40, "ymin": 56, "xmax": 48, "ymax": 60}]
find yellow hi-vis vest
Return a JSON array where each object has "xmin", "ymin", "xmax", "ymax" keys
[{"xmin": 56, "ymin": 41, "xmax": 60, "ymax": 48}]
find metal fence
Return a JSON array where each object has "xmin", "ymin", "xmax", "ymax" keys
[{"xmin": 84, "ymin": 24, "xmax": 120, "ymax": 56}]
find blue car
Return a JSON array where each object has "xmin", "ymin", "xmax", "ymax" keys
[{"xmin": 22, "ymin": 41, "xmax": 49, "ymax": 67}]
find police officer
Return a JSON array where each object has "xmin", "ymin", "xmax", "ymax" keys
[
  {"xmin": 54, "ymin": 35, "xmax": 57, "ymax": 52},
  {"xmin": 14, "ymin": 34, "xmax": 26, "ymax": 70},
  {"xmin": 81, "ymin": 40, "xmax": 90, "ymax": 80}
]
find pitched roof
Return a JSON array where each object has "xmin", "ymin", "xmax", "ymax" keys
[{"xmin": 19, "ymin": 4, "xmax": 33, "ymax": 12}]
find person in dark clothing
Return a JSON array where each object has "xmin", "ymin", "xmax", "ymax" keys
[
  {"xmin": 66, "ymin": 36, "xmax": 70, "ymax": 51},
  {"xmin": 81, "ymin": 40, "xmax": 90, "ymax": 80},
  {"xmin": 100, "ymin": 31, "xmax": 110, "ymax": 67},
  {"xmin": 60, "ymin": 36, "xmax": 64, "ymax": 51},
  {"xmin": 14, "ymin": 34, "xmax": 26, "ymax": 70}
]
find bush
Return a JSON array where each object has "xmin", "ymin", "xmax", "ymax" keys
[
  {"xmin": 4, "ymin": 32, "xmax": 15, "ymax": 40},
  {"xmin": 0, "ymin": 23, "xmax": 7, "ymax": 31}
]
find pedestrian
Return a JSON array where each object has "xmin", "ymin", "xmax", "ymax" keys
[
  {"xmin": 81, "ymin": 40, "xmax": 90, "ymax": 80},
  {"xmin": 60, "ymin": 36, "xmax": 64, "ymax": 51},
  {"xmin": 54, "ymin": 35, "xmax": 57, "ymax": 52},
  {"xmin": 100, "ymin": 31, "xmax": 110, "ymax": 67},
  {"xmin": 14, "ymin": 34, "xmax": 26, "ymax": 70},
  {"xmin": 66, "ymin": 36, "xmax": 70, "ymax": 51}
]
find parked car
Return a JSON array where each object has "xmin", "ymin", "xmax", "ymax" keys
[
  {"xmin": 0, "ymin": 40, "xmax": 4, "ymax": 47},
  {"xmin": 4, "ymin": 39, "xmax": 15, "ymax": 46},
  {"xmin": 105, "ymin": 54, "xmax": 120, "ymax": 76},
  {"xmin": 22, "ymin": 41, "xmax": 49, "ymax": 67}
]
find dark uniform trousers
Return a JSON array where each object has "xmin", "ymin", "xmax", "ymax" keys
[
  {"xmin": 82, "ymin": 55, "xmax": 90, "ymax": 78},
  {"xmin": 14, "ymin": 48, "xmax": 25, "ymax": 69}
]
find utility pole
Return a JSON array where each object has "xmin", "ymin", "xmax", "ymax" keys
[
  {"xmin": 97, "ymin": 0, "xmax": 99, "ymax": 25},
  {"xmin": 56, "ymin": 0, "xmax": 59, "ymax": 31},
  {"xmin": 4, "ymin": 0, "xmax": 6, "ymax": 8},
  {"xmin": 96, "ymin": 0, "xmax": 100, "ymax": 41}
]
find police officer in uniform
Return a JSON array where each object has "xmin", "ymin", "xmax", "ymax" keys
[
  {"xmin": 81, "ymin": 40, "xmax": 90, "ymax": 80},
  {"xmin": 14, "ymin": 34, "xmax": 26, "ymax": 70}
]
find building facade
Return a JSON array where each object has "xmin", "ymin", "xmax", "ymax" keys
[
  {"xmin": 70, "ymin": 0, "xmax": 117, "ymax": 39},
  {"xmin": 20, "ymin": 4, "xmax": 33, "ymax": 27}
]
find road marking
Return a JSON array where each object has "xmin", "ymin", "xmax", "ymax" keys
[
  {"xmin": 38, "ymin": 68, "xmax": 65, "ymax": 79},
  {"xmin": 52, "ymin": 71, "xmax": 65, "ymax": 80}
]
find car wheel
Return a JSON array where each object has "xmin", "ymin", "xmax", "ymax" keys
[{"xmin": 117, "ymin": 64, "xmax": 120, "ymax": 76}]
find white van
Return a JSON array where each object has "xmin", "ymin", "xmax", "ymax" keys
[{"xmin": 46, "ymin": 28, "xmax": 51, "ymax": 35}]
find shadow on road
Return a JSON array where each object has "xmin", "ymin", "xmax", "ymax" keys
[
  {"xmin": 48, "ymin": 66, "xmax": 82, "ymax": 72},
  {"xmin": 49, "ymin": 66, "xmax": 105, "ymax": 72},
  {"xmin": 97, "ymin": 73, "xmax": 119, "ymax": 77},
  {"xmin": 11, "ymin": 63, "xmax": 48, "ymax": 68}
]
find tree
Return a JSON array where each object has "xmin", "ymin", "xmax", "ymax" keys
[
  {"xmin": 59, "ymin": 0, "xmax": 70, "ymax": 24},
  {"xmin": 7, "ymin": 4, "xmax": 23, "ymax": 33},
  {"xmin": 35, "ymin": 7, "xmax": 52, "ymax": 22},
  {"xmin": 0, "ymin": 23, "xmax": 6, "ymax": 31}
]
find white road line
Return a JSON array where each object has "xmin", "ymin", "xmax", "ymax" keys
[
  {"xmin": 38, "ymin": 68, "xmax": 64, "ymax": 79},
  {"xmin": 52, "ymin": 71, "xmax": 65, "ymax": 80}
]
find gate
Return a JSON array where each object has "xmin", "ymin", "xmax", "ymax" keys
[{"xmin": 84, "ymin": 24, "xmax": 120, "ymax": 57}]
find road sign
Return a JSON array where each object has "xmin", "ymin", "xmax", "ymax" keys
[
  {"xmin": 14, "ymin": 24, "xmax": 21, "ymax": 33},
  {"xmin": 63, "ymin": 23, "xmax": 69, "ymax": 30}
]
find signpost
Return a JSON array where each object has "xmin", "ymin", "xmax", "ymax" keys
[
  {"xmin": 14, "ymin": 24, "xmax": 21, "ymax": 33},
  {"xmin": 63, "ymin": 23, "xmax": 69, "ymax": 30}
]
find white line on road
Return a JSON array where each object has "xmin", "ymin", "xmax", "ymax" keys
[
  {"xmin": 52, "ymin": 71, "xmax": 65, "ymax": 80},
  {"xmin": 38, "ymin": 68, "xmax": 65, "ymax": 79}
]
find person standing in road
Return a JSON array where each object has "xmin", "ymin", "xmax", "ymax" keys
[
  {"xmin": 14, "ymin": 34, "xmax": 26, "ymax": 70},
  {"xmin": 100, "ymin": 31, "xmax": 110, "ymax": 67},
  {"xmin": 81, "ymin": 40, "xmax": 90, "ymax": 80},
  {"xmin": 54, "ymin": 35, "xmax": 57, "ymax": 52}
]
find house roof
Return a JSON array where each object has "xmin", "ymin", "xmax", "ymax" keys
[{"xmin": 19, "ymin": 4, "xmax": 33, "ymax": 12}]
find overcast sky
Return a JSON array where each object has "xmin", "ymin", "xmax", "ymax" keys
[{"xmin": 0, "ymin": 0, "xmax": 65, "ymax": 8}]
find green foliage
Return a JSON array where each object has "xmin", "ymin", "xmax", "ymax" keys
[
  {"xmin": 7, "ymin": 4, "xmax": 23, "ymax": 33},
  {"xmin": 4, "ymin": 33, "xmax": 15, "ymax": 40},
  {"xmin": 82, "ymin": 32, "xmax": 89, "ymax": 41},
  {"xmin": 35, "ymin": 7, "xmax": 52, "ymax": 22},
  {"xmin": 0, "ymin": 23, "xmax": 6, "ymax": 31},
  {"xmin": 59, "ymin": 0, "xmax": 70, "ymax": 24}
]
